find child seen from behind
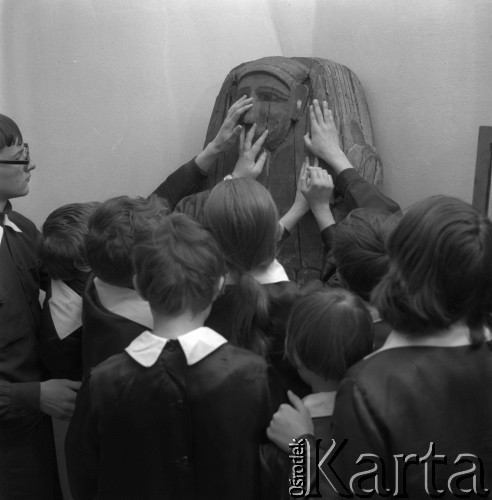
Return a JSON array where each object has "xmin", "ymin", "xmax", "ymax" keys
[
  {"xmin": 66, "ymin": 213, "xmax": 275, "ymax": 500},
  {"xmin": 263, "ymin": 288, "xmax": 373, "ymax": 498}
]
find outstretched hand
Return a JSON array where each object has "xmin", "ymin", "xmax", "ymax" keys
[
  {"xmin": 300, "ymin": 157, "xmax": 334, "ymax": 212},
  {"xmin": 292, "ymin": 161, "xmax": 310, "ymax": 213},
  {"xmin": 195, "ymin": 95, "xmax": 254, "ymax": 172},
  {"xmin": 232, "ymin": 124, "xmax": 269, "ymax": 179},
  {"xmin": 267, "ymin": 390, "xmax": 314, "ymax": 453},
  {"xmin": 210, "ymin": 95, "xmax": 253, "ymax": 154},
  {"xmin": 40, "ymin": 379, "xmax": 81, "ymax": 421},
  {"xmin": 304, "ymin": 100, "xmax": 349, "ymax": 173},
  {"xmin": 298, "ymin": 157, "xmax": 336, "ymax": 231}
]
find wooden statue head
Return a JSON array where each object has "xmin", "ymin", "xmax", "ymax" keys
[
  {"xmin": 234, "ymin": 57, "xmax": 310, "ymax": 151},
  {"xmin": 181, "ymin": 56, "xmax": 383, "ymax": 283}
]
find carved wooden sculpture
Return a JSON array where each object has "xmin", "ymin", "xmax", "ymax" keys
[{"xmin": 178, "ymin": 56, "xmax": 383, "ymax": 283}]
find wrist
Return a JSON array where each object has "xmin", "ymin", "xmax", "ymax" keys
[
  {"xmin": 280, "ymin": 204, "xmax": 308, "ymax": 232},
  {"xmin": 310, "ymin": 201, "xmax": 332, "ymax": 214},
  {"xmin": 232, "ymin": 164, "xmax": 253, "ymax": 179},
  {"xmin": 311, "ymin": 205, "xmax": 335, "ymax": 231},
  {"xmin": 206, "ymin": 140, "xmax": 222, "ymax": 156},
  {"xmin": 292, "ymin": 200, "xmax": 310, "ymax": 216},
  {"xmin": 195, "ymin": 142, "xmax": 221, "ymax": 173},
  {"xmin": 327, "ymin": 153, "xmax": 352, "ymax": 176}
]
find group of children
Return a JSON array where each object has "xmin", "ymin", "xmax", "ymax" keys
[{"xmin": 1, "ymin": 95, "xmax": 492, "ymax": 500}]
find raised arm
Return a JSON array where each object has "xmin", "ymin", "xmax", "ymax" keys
[
  {"xmin": 153, "ymin": 96, "xmax": 254, "ymax": 208},
  {"xmin": 279, "ymin": 160, "xmax": 310, "ymax": 234},
  {"xmin": 300, "ymin": 159, "xmax": 336, "ymax": 233},
  {"xmin": 195, "ymin": 95, "xmax": 253, "ymax": 173},
  {"xmin": 304, "ymin": 100, "xmax": 401, "ymax": 215},
  {"xmin": 304, "ymin": 100, "xmax": 352, "ymax": 177}
]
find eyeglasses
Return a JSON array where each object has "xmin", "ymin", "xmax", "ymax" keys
[{"xmin": 0, "ymin": 143, "xmax": 30, "ymax": 165}]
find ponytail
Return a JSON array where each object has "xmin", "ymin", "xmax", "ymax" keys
[
  {"xmin": 230, "ymin": 273, "xmax": 271, "ymax": 357},
  {"xmin": 203, "ymin": 178, "xmax": 280, "ymax": 356}
]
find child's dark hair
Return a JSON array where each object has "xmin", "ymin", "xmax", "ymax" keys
[
  {"xmin": 40, "ymin": 202, "xmax": 100, "ymax": 281},
  {"xmin": 0, "ymin": 114, "xmax": 23, "ymax": 150},
  {"xmin": 133, "ymin": 213, "xmax": 225, "ymax": 316},
  {"xmin": 85, "ymin": 195, "xmax": 170, "ymax": 288},
  {"xmin": 203, "ymin": 178, "xmax": 280, "ymax": 355},
  {"xmin": 333, "ymin": 208, "xmax": 399, "ymax": 302},
  {"xmin": 285, "ymin": 288, "xmax": 373, "ymax": 381},
  {"xmin": 372, "ymin": 195, "xmax": 492, "ymax": 344}
]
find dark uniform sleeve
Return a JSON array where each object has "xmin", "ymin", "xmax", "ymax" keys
[
  {"xmin": 0, "ymin": 381, "xmax": 40, "ymax": 419},
  {"xmin": 151, "ymin": 157, "xmax": 208, "ymax": 210},
  {"xmin": 319, "ymin": 169, "xmax": 401, "ymax": 282},
  {"xmin": 335, "ymin": 169, "xmax": 401, "ymax": 215},
  {"xmin": 0, "ymin": 211, "xmax": 45, "ymax": 420},
  {"xmin": 328, "ymin": 377, "xmax": 390, "ymax": 498},
  {"xmin": 34, "ymin": 228, "xmax": 50, "ymax": 293},
  {"xmin": 65, "ymin": 376, "xmax": 100, "ymax": 500}
]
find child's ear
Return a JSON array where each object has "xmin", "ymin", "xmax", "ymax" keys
[
  {"xmin": 132, "ymin": 274, "xmax": 143, "ymax": 299},
  {"xmin": 212, "ymin": 276, "xmax": 226, "ymax": 302}
]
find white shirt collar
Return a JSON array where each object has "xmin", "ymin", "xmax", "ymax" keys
[
  {"xmin": 94, "ymin": 277, "xmax": 153, "ymax": 329},
  {"xmin": 238, "ymin": 259, "xmax": 289, "ymax": 285},
  {"xmin": 366, "ymin": 303, "xmax": 381, "ymax": 323},
  {"xmin": 367, "ymin": 324, "xmax": 492, "ymax": 359},
  {"xmin": 125, "ymin": 327, "xmax": 227, "ymax": 367},
  {"xmin": 302, "ymin": 391, "xmax": 337, "ymax": 418},
  {"xmin": 49, "ymin": 280, "xmax": 83, "ymax": 340},
  {"xmin": 3, "ymin": 214, "xmax": 22, "ymax": 232},
  {"xmin": 0, "ymin": 214, "xmax": 22, "ymax": 245}
]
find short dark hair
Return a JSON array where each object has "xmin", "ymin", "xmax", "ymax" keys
[
  {"xmin": 333, "ymin": 208, "xmax": 399, "ymax": 301},
  {"xmin": 40, "ymin": 202, "xmax": 100, "ymax": 281},
  {"xmin": 373, "ymin": 196, "xmax": 492, "ymax": 343},
  {"xmin": 133, "ymin": 213, "xmax": 225, "ymax": 316},
  {"xmin": 0, "ymin": 114, "xmax": 23, "ymax": 151},
  {"xmin": 85, "ymin": 195, "xmax": 170, "ymax": 288},
  {"xmin": 285, "ymin": 288, "xmax": 374, "ymax": 381}
]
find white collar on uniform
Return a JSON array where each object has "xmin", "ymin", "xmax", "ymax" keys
[
  {"xmin": 49, "ymin": 280, "xmax": 83, "ymax": 339},
  {"xmin": 302, "ymin": 391, "xmax": 337, "ymax": 418},
  {"xmin": 366, "ymin": 323, "xmax": 492, "ymax": 359},
  {"xmin": 365, "ymin": 303, "xmax": 381, "ymax": 323},
  {"xmin": 248, "ymin": 259, "xmax": 289, "ymax": 284},
  {"xmin": 0, "ymin": 214, "xmax": 22, "ymax": 245},
  {"xmin": 94, "ymin": 277, "xmax": 153, "ymax": 329},
  {"xmin": 125, "ymin": 327, "xmax": 227, "ymax": 367}
]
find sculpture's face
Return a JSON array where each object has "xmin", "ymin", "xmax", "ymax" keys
[{"xmin": 237, "ymin": 72, "xmax": 296, "ymax": 151}]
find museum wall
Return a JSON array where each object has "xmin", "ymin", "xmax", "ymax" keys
[{"xmin": 1, "ymin": 0, "xmax": 491, "ymax": 226}]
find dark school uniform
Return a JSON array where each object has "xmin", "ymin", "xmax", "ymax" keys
[
  {"xmin": 0, "ymin": 204, "xmax": 62, "ymax": 500},
  {"xmin": 66, "ymin": 327, "xmax": 276, "ymax": 500},
  {"xmin": 81, "ymin": 277, "xmax": 152, "ymax": 376},
  {"xmin": 331, "ymin": 331, "xmax": 492, "ymax": 499},
  {"xmin": 81, "ymin": 156, "xmax": 207, "ymax": 376},
  {"xmin": 320, "ymin": 167, "xmax": 402, "ymax": 280},
  {"xmin": 39, "ymin": 278, "xmax": 86, "ymax": 380},
  {"xmin": 205, "ymin": 259, "xmax": 310, "ymax": 398},
  {"xmin": 260, "ymin": 391, "xmax": 337, "ymax": 499}
]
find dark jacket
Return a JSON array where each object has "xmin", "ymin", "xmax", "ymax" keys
[
  {"xmin": 206, "ymin": 280, "xmax": 310, "ymax": 398},
  {"xmin": 0, "ymin": 204, "xmax": 48, "ymax": 419},
  {"xmin": 330, "ymin": 342, "xmax": 492, "ymax": 498},
  {"xmin": 67, "ymin": 337, "xmax": 275, "ymax": 500}
]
